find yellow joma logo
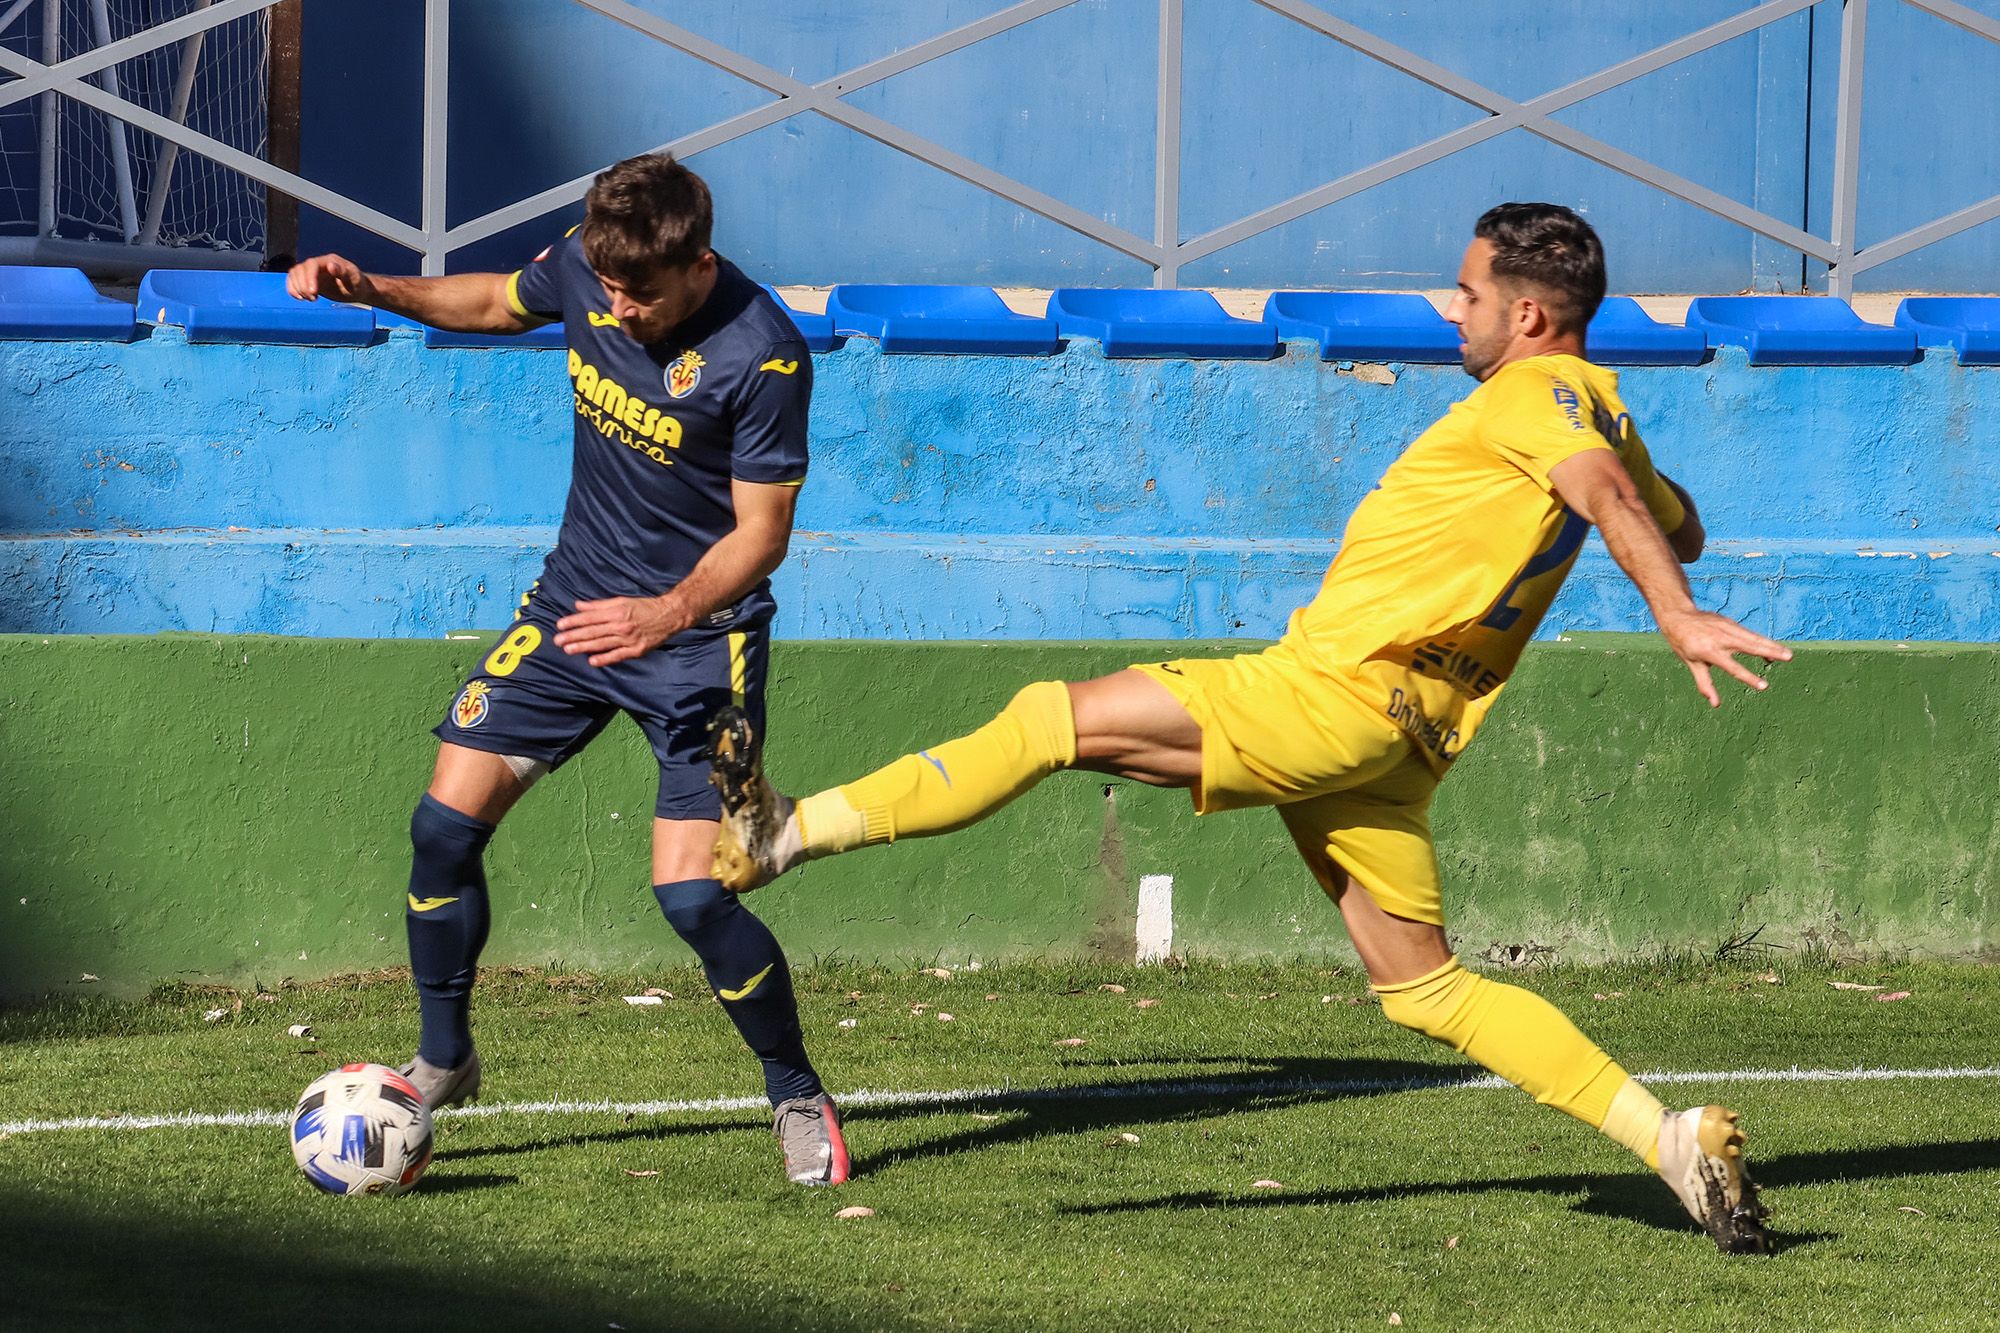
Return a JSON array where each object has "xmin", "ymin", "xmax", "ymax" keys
[
  {"xmin": 588, "ymin": 311, "xmax": 621, "ymax": 327},
  {"xmin": 407, "ymin": 894, "xmax": 459, "ymax": 913},
  {"xmin": 718, "ymin": 963, "xmax": 774, "ymax": 1001},
  {"xmin": 757, "ymin": 358, "xmax": 799, "ymax": 375}
]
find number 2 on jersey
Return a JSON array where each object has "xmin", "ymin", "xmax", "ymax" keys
[
  {"xmin": 484, "ymin": 625, "xmax": 543, "ymax": 677},
  {"xmin": 1479, "ymin": 510, "xmax": 1590, "ymax": 632}
]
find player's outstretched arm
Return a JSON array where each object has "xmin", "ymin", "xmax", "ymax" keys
[
  {"xmin": 553, "ymin": 480, "xmax": 801, "ymax": 668},
  {"xmin": 285, "ymin": 254, "xmax": 539, "ymax": 335},
  {"xmin": 1549, "ymin": 450, "xmax": 1790, "ymax": 708}
]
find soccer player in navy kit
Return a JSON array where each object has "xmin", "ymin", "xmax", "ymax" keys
[{"xmin": 286, "ymin": 153, "xmax": 848, "ymax": 1186}]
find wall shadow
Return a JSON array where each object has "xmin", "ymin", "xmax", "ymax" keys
[{"xmin": 0, "ymin": 1178, "xmax": 920, "ymax": 1333}]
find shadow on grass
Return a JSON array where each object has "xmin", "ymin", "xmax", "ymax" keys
[
  {"xmin": 1062, "ymin": 1167, "xmax": 1827, "ymax": 1252},
  {"xmin": 844, "ymin": 1055, "xmax": 1476, "ymax": 1175},
  {"xmin": 438, "ymin": 1117, "xmax": 745, "ymax": 1162},
  {"xmin": 439, "ymin": 1056, "xmax": 1474, "ymax": 1173},
  {"xmin": 1755, "ymin": 1137, "xmax": 2000, "ymax": 1190},
  {"xmin": 405, "ymin": 1169, "xmax": 518, "ymax": 1194},
  {"xmin": 0, "ymin": 1179, "xmax": 920, "ymax": 1333},
  {"xmin": 418, "ymin": 1057, "xmax": 2000, "ymax": 1256},
  {"xmin": 1061, "ymin": 1132, "xmax": 2000, "ymax": 1255}
]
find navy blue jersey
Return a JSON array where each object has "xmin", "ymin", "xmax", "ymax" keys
[{"xmin": 506, "ymin": 237, "xmax": 810, "ymax": 627}]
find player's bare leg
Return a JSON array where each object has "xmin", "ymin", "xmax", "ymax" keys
[
  {"xmin": 427, "ymin": 742, "xmax": 534, "ymax": 824},
  {"xmin": 710, "ymin": 670, "xmax": 1199, "ymax": 891},
  {"xmin": 1068, "ymin": 669, "xmax": 1204, "ymax": 786},
  {"xmin": 401, "ymin": 743, "xmax": 535, "ymax": 1109},
  {"xmin": 652, "ymin": 815, "xmax": 721, "ymax": 883},
  {"xmin": 1333, "ymin": 873, "xmax": 1769, "ymax": 1254}
]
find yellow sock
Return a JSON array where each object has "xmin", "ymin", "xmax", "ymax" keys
[
  {"xmin": 1602, "ymin": 1077, "xmax": 1667, "ymax": 1167},
  {"xmin": 797, "ymin": 681, "xmax": 1077, "ymax": 854},
  {"xmin": 1373, "ymin": 957, "xmax": 1661, "ymax": 1164}
]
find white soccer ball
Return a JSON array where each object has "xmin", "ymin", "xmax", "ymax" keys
[{"xmin": 289, "ymin": 1062, "xmax": 434, "ymax": 1197}]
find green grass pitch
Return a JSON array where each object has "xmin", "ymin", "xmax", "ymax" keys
[{"xmin": 4, "ymin": 959, "xmax": 1999, "ymax": 1331}]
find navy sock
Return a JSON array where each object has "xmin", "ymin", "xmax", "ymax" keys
[
  {"xmin": 405, "ymin": 794, "xmax": 495, "ymax": 1068},
  {"xmin": 654, "ymin": 879, "xmax": 822, "ymax": 1106}
]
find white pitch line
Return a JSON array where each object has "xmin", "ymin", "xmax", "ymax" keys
[{"xmin": 3, "ymin": 1064, "xmax": 1996, "ymax": 1139}]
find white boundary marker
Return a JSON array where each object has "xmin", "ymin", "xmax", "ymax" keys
[
  {"xmin": 1136, "ymin": 874, "xmax": 1174, "ymax": 963},
  {"xmin": 4, "ymin": 1064, "xmax": 1996, "ymax": 1139}
]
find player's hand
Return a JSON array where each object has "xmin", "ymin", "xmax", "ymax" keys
[
  {"xmin": 1657, "ymin": 608, "xmax": 1792, "ymax": 708},
  {"xmin": 286, "ymin": 254, "xmax": 375, "ymax": 305},
  {"xmin": 554, "ymin": 596, "xmax": 686, "ymax": 667}
]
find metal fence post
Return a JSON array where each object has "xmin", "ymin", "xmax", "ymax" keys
[
  {"xmin": 85, "ymin": 0, "xmax": 139, "ymax": 240},
  {"xmin": 421, "ymin": 0, "xmax": 449, "ymax": 275},
  {"xmin": 36, "ymin": 0, "xmax": 57, "ymax": 235},
  {"xmin": 1154, "ymin": 0, "xmax": 1182, "ymax": 288},
  {"xmin": 139, "ymin": 0, "xmax": 214, "ymax": 247},
  {"xmin": 1827, "ymin": 0, "xmax": 1868, "ymax": 298}
]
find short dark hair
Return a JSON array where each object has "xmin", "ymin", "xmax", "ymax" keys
[
  {"xmin": 581, "ymin": 153, "xmax": 713, "ymax": 284},
  {"xmin": 1473, "ymin": 202, "xmax": 1606, "ymax": 333}
]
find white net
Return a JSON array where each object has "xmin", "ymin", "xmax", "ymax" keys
[
  {"xmin": 0, "ymin": 8, "xmax": 45, "ymax": 233},
  {"xmin": 0, "ymin": 0, "xmax": 268, "ymax": 251}
]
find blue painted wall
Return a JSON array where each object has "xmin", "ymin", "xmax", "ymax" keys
[
  {"xmin": 294, "ymin": 0, "xmax": 2000, "ymax": 291},
  {"xmin": 4, "ymin": 331, "xmax": 1997, "ymax": 641}
]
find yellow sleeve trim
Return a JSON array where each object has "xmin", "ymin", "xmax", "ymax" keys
[
  {"xmin": 504, "ymin": 271, "xmax": 533, "ymax": 320},
  {"xmin": 1649, "ymin": 478, "xmax": 1689, "ymax": 535}
]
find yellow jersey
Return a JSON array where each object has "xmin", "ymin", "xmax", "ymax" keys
[{"xmin": 1278, "ymin": 352, "xmax": 1686, "ymax": 775}]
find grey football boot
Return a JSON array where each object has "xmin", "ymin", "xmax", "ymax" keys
[
  {"xmin": 399, "ymin": 1050, "xmax": 482, "ymax": 1112},
  {"xmin": 773, "ymin": 1093, "xmax": 852, "ymax": 1186}
]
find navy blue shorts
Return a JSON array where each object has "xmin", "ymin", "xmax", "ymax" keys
[{"xmin": 433, "ymin": 599, "xmax": 768, "ymax": 821}]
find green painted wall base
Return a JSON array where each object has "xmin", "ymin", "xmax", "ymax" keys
[{"xmin": 2, "ymin": 635, "xmax": 1994, "ymax": 997}]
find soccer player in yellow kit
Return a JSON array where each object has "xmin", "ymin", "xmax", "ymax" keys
[{"xmin": 708, "ymin": 203, "xmax": 1790, "ymax": 1252}]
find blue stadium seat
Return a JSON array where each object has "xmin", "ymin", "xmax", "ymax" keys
[
  {"xmin": 1585, "ymin": 297, "xmax": 1706, "ymax": 366},
  {"xmin": 138, "ymin": 269, "xmax": 377, "ymax": 345},
  {"xmin": 1049, "ymin": 288, "xmax": 1278, "ymax": 359},
  {"xmin": 826, "ymin": 284, "xmax": 1059, "ymax": 355},
  {"xmin": 1894, "ymin": 297, "xmax": 2000, "ymax": 366},
  {"xmin": 1684, "ymin": 296, "xmax": 1918, "ymax": 366},
  {"xmin": 0, "ymin": 266, "xmax": 136, "ymax": 340},
  {"xmin": 1261, "ymin": 291, "xmax": 1457, "ymax": 362},
  {"xmin": 762, "ymin": 286, "xmax": 842, "ymax": 352}
]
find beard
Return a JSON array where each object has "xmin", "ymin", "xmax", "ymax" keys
[{"xmin": 1458, "ymin": 330, "xmax": 1507, "ymax": 381}]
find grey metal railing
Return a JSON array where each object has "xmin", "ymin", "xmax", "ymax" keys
[{"xmin": 1, "ymin": 0, "xmax": 1994, "ymax": 294}]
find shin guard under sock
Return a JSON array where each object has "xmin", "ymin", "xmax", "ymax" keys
[
  {"xmin": 655, "ymin": 878, "xmax": 822, "ymax": 1106},
  {"xmin": 405, "ymin": 793, "xmax": 495, "ymax": 1068},
  {"xmin": 1373, "ymin": 957, "xmax": 1644, "ymax": 1150},
  {"xmin": 799, "ymin": 680, "xmax": 1078, "ymax": 853}
]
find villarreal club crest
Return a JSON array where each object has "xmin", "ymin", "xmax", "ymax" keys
[
  {"xmin": 453, "ymin": 680, "xmax": 491, "ymax": 729},
  {"xmin": 665, "ymin": 349, "xmax": 704, "ymax": 399}
]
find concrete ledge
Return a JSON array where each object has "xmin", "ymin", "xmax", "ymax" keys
[
  {"xmin": 4, "ymin": 532, "xmax": 1996, "ymax": 641},
  {"xmin": 2, "ymin": 633, "xmax": 1992, "ymax": 996}
]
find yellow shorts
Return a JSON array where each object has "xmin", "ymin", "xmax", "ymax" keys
[{"xmin": 1130, "ymin": 650, "xmax": 1444, "ymax": 926}]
